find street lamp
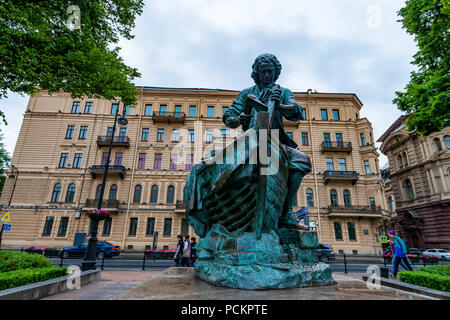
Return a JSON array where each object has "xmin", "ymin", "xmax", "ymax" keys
[
  {"xmin": 81, "ymin": 100, "xmax": 127, "ymax": 271},
  {"xmin": 0, "ymin": 165, "xmax": 19, "ymax": 250}
]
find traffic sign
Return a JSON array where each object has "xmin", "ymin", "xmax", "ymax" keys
[
  {"xmin": 3, "ymin": 224, "xmax": 11, "ymax": 231},
  {"xmin": 380, "ymin": 236, "xmax": 388, "ymax": 243},
  {"xmin": 1, "ymin": 211, "xmax": 9, "ymax": 223}
]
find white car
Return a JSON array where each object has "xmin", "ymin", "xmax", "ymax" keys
[{"xmin": 423, "ymin": 249, "xmax": 450, "ymax": 261}]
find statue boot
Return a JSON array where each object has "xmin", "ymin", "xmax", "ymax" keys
[{"xmin": 279, "ymin": 171, "xmax": 310, "ymax": 230}]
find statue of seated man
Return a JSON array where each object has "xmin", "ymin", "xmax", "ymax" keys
[{"xmin": 223, "ymin": 53, "xmax": 312, "ymax": 230}]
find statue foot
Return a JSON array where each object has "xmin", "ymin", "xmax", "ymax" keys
[{"xmin": 279, "ymin": 212, "xmax": 310, "ymax": 231}]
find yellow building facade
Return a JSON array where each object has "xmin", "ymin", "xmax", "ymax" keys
[{"xmin": 0, "ymin": 87, "xmax": 389, "ymax": 254}]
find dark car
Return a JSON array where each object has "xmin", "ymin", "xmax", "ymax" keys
[
  {"xmin": 60, "ymin": 241, "xmax": 120, "ymax": 259},
  {"xmin": 317, "ymin": 243, "xmax": 335, "ymax": 263}
]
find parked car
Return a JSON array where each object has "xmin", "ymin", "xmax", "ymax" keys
[
  {"xmin": 423, "ymin": 249, "xmax": 450, "ymax": 261},
  {"xmin": 317, "ymin": 243, "xmax": 335, "ymax": 263},
  {"xmin": 408, "ymin": 248, "xmax": 424, "ymax": 256},
  {"xmin": 60, "ymin": 241, "xmax": 120, "ymax": 259}
]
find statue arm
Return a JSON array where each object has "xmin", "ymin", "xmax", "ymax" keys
[
  {"xmin": 223, "ymin": 91, "xmax": 246, "ymax": 128},
  {"xmin": 278, "ymin": 89, "xmax": 305, "ymax": 121}
]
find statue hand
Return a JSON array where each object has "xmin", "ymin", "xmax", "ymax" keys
[
  {"xmin": 225, "ymin": 116, "xmax": 240, "ymax": 128},
  {"xmin": 270, "ymin": 87, "xmax": 282, "ymax": 103},
  {"xmin": 239, "ymin": 113, "xmax": 252, "ymax": 127}
]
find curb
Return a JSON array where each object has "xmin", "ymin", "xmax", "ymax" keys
[{"xmin": 361, "ymin": 275, "xmax": 450, "ymax": 300}]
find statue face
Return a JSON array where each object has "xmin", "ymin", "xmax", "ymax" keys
[{"xmin": 257, "ymin": 63, "xmax": 275, "ymax": 87}]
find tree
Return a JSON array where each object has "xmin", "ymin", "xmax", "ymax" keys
[
  {"xmin": 393, "ymin": 0, "xmax": 449, "ymax": 136},
  {"xmin": 0, "ymin": 130, "xmax": 10, "ymax": 198},
  {"xmin": 0, "ymin": 0, "xmax": 145, "ymax": 122}
]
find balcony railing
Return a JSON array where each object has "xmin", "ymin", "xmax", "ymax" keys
[
  {"xmin": 96, "ymin": 136, "xmax": 130, "ymax": 148},
  {"xmin": 84, "ymin": 199, "xmax": 120, "ymax": 211},
  {"xmin": 89, "ymin": 165, "xmax": 126, "ymax": 180},
  {"xmin": 327, "ymin": 205, "xmax": 382, "ymax": 216},
  {"xmin": 321, "ymin": 141, "xmax": 352, "ymax": 153},
  {"xmin": 152, "ymin": 111, "xmax": 186, "ymax": 123},
  {"xmin": 323, "ymin": 170, "xmax": 359, "ymax": 185}
]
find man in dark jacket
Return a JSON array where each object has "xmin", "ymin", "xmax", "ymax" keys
[{"xmin": 174, "ymin": 234, "xmax": 183, "ymax": 267}]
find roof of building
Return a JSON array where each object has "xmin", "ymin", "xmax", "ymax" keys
[{"xmin": 377, "ymin": 114, "xmax": 411, "ymax": 143}]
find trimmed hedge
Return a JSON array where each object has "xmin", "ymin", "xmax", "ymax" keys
[
  {"xmin": 0, "ymin": 267, "xmax": 68, "ymax": 291},
  {"xmin": 418, "ymin": 265, "xmax": 450, "ymax": 277},
  {"xmin": 398, "ymin": 270, "xmax": 450, "ymax": 293},
  {"xmin": 0, "ymin": 251, "xmax": 52, "ymax": 272}
]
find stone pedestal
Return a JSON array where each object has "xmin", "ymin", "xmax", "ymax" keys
[{"xmin": 194, "ymin": 230, "xmax": 336, "ymax": 290}]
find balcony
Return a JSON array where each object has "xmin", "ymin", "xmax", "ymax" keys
[
  {"xmin": 327, "ymin": 205, "xmax": 382, "ymax": 218},
  {"xmin": 175, "ymin": 200, "xmax": 186, "ymax": 213},
  {"xmin": 323, "ymin": 170, "xmax": 359, "ymax": 185},
  {"xmin": 96, "ymin": 136, "xmax": 130, "ymax": 148},
  {"xmin": 152, "ymin": 111, "xmax": 186, "ymax": 123},
  {"xmin": 89, "ymin": 165, "xmax": 126, "ymax": 180},
  {"xmin": 321, "ymin": 141, "xmax": 352, "ymax": 153},
  {"xmin": 84, "ymin": 199, "xmax": 120, "ymax": 212}
]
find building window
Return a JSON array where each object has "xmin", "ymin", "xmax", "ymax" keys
[
  {"xmin": 118, "ymin": 128, "xmax": 127, "ymax": 142},
  {"xmin": 146, "ymin": 218, "xmax": 155, "ymax": 237},
  {"xmin": 102, "ymin": 217, "xmax": 112, "ymax": 236},
  {"xmin": 79, "ymin": 126, "xmax": 88, "ymax": 139},
  {"xmin": 445, "ymin": 136, "xmax": 450, "ymax": 149},
  {"xmin": 334, "ymin": 222, "xmax": 343, "ymax": 240},
  {"xmin": 330, "ymin": 189, "xmax": 338, "ymax": 206},
  {"xmin": 206, "ymin": 130, "xmax": 213, "ymax": 143},
  {"xmin": 221, "ymin": 129, "xmax": 229, "ymax": 139},
  {"xmin": 397, "ymin": 154, "xmax": 403, "ymax": 168},
  {"xmin": 141, "ymin": 128, "xmax": 149, "ymax": 141},
  {"xmin": 369, "ymin": 197, "xmax": 376, "ymax": 207},
  {"xmin": 326, "ymin": 158, "xmax": 334, "ymax": 171},
  {"xmin": 390, "ymin": 196, "xmax": 395, "ymax": 212},
  {"xmin": 109, "ymin": 184, "xmax": 118, "ymax": 201},
  {"xmin": 71, "ymin": 102, "xmax": 80, "ymax": 113},
  {"xmin": 169, "ymin": 154, "xmax": 177, "ymax": 170},
  {"xmin": 347, "ymin": 222, "xmax": 357, "ymax": 241},
  {"xmin": 360, "ymin": 133, "xmax": 366, "ymax": 146},
  {"xmin": 163, "ymin": 218, "xmax": 172, "ymax": 237},
  {"xmin": 59, "ymin": 153, "xmax": 69, "ymax": 168},
  {"xmin": 174, "ymin": 105, "xmax": 182, "ymax": 118},
  {"xmin": 188, "ymin": 129, "xmax": 195, "ymax": 142},
  {"xmin": 114, "ymin": 152, "xmax": 122, "ymax": 166},
  {"xmin": 144, "ymin": 104, "xmax": 152, "ymax": 116},
  {"xmin": 172, "ymin": 129, "xmax": 179, "ymax": 142},
  {"xmin": 185, "ymin": 154, "xmax": 194, "ymax": 170},
  {"xmin": 404, "ymin": 179, "xmax": 414, "ymax": 200},
  {"xmin": 323, "ymin": 133, "xmax": 331, "ymax": 147},
  {"xmin": 95, "ymin": 184, "xmax": 103, "ymax": 200},
  {"xmin": 111, "ymin": 103, "xmax": 118, "ymax": 115},
  {"xmin": 222, "ymin": 106, "xmax": 229, "ymax": 116},
  {"xmin": 150, "ymin": 185, "xmax": 159, "ymax": 203},
  {"xmin": 157, "ymin": 129, "xmax": 165, "ymax": 142},
  {"xmin": 123, "ymin": 105, "xmax": 130, "ymax": 115},
  {"xmin": 286, "ymin": 132, "xmax": 293, "ymax": 140},
  {"xmin": 101, "ymin": 152, "xmax": 108, "ymax": 166},
  {"xmin": 166, "ymin": 185, "xmax": 175, "ymax": 204},
  {"xmin": 65, "ymin": 183, "xmax": 76, "ymax": 202},
  {"xmin": 181, "ymin": 218, "xmax": 189, "ymax": 235},
  {"xmin": 301, "ymin": 132, "xmax": 309, "ymax": 146},
  {"xmin": 65, "ymin": 125, "xmax": 75, "ymax": 139},
  {"xmin": 306, "ymin": 188, "xmax": 314, "ymax": 207},
  {"xmin": 301, "ymin": 108, "xmax": 307, "ymax": 120},
  {"xmin": 189, "ymin": 105, "xmax": 196, "ymax": 117},
  {"xmin": 332, "ymin": 109, "xmax": 340, "ymax": 121},
  {"xmin": 153, "ymin": 153, "xmax": 162, "ymax": 169},
  {"xmin": 73, "ymin": 153, "xmax": 83, "ymax": 168},
  {"xmin": 128, "ymin": 218, "xmax": 138, "ymax": 236},
  {"xmin": 137, "ymin": 153, "xmax": 146, "ymax": 169},
  {"xmin": 42, "ymin": 216, "xmax": 54, "ymax": 236},
  {"xmin": 338, "ymin": 158, "xmax": 347, "ymax": 171},
  {"xmin": 50, "ymin": 183, "xmax": 61, "ymax": 202},
  {"xmin": 159, "ymin": 104, "xmax": 167, "ymax": 116},
  {"xmin": 402, "ymin": 152, "xmax": 408, "ymax": 166},
  {"xmin": 207, "ymin": 106, "xmax": 215, "ymax": 118},
  {"xmin": 336, "ymin": 133, "xmax": 343, "ymax": 146},
  {"xmin": 106, "ymin": 127, "xmax": 113, "ymax": 138},
  {"xmin": 343, "ymin": 190, "xmax": 351, "ymax": 207},
  {"xmin": 364, "ymin": 160, "xmax": 371, "ymax": 174},
  {"xmin": 133, "ymin": 185, "xmax": 142, "ymax": 204},
  {"xmin": 57, "ymin": 217, "xmax": 69, "ymax": 237},
  {"xmin": 84, "ymin": 102, "xmax": 93, "ymax": 114},
  {"xmin": 434, "ymin": 137, "xmax": 442, "ymax": 152},
  {"xmin": 320, "ymin": 109, "xmax": 328, "ymax": 120}
]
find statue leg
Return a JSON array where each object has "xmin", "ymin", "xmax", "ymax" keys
[{"xmin": 279, "ymin": 171, "xmax": 307, "ymax": 229}]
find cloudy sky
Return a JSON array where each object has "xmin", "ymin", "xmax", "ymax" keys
[{"xmin": 1, "ymin": 0, "xmax": 417, "ymax": 167}]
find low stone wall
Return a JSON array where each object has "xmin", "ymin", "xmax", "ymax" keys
[{"xmin": 0, "ymin": 270, "xmax": 101, "ymax": 300}]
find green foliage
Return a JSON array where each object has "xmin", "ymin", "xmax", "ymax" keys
[
  {"xmin": 418, "ymin": 264, "xmax": 450, "ymax": 277},
  {"xmin": 0, "ymin": 251, "xmax": 52, "ymax": 272},
  {"xmin": 0, "ymin": 267, "xmax": 68, "ymax": 291},
  {"xmin": 393, "ymin": 0, "xmax": 450, "ymax": 136},
  {"xmin": 398, "ymin": 269, "xmax": 450, "ymax": 292},
  {"xmin": 0, "ymin": 0, "xmax": 145, "ymax": 106},
  {"xmin": 0, "ymin": 129, "xmax": 10, "ymax": 197}
]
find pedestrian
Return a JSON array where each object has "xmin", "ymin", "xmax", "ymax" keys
[
  {"xmin": 190, "ymin": 237, "xmax": 197, "ymax": 266},
  {"xmin": 389, "ymin": 230, "xmax": 413, "ymax": 278},
  {"xmin": 182, "ymin": 234, "xmax": 192, "ymax": 267},
  {"xmin": 174, "ymin": 234, "xmax": 183, "ymax": 267}
]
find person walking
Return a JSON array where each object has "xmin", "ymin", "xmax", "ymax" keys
[
  {"xmin": 389, "ymin": 230, "xmax": 413, "ymax": 278},
  {"xmin": 182, "ymin": 234, "xmax": 192, "ymax": 267},
  {"xmin": 190, "ymin": 237, "xmax": 197, "ymax": 266},
  {"xmin": 174, "ymin": 235, "xmax": 184, "ymax": 267}
]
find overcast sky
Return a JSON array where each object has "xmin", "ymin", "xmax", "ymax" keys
[{"xmin": 1, "ymin": 0, "xmax": 417, "ymax": 167}]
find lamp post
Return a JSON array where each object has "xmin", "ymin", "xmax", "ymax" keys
[
  {"xmin": 0, "ymin": 165, "xmax": 19, "ymax": 250},
  {"xmin": 81, "ymin": 100, "xmax": 128, "ymax": 271}
]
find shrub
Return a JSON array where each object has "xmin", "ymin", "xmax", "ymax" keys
[
  {"xmin": 0, "ymin": 267, "xmax": 68, "ymax": 291},
  {"xmin": 398, "ymin": 270, "xmax": 450, "ymax": 293},
  {"xmin": 0, "ymin": 251, "xmax": 52, "ymax": 272},
  {"xmin": 418, "ymin": 265, "xmax": 450, "ymax": 277}
]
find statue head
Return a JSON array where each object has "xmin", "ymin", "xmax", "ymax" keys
[{"xmin": 251, "ymin": 53, "xmax": 282, "ymax": 88}]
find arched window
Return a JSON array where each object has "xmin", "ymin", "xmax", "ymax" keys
[
  {"xmin": 133, "ymin": 185, "xmax": 142, "ymax": 204},
  {"xmin": 65, "ymin": 183, "xmax": 76, "ymax": 203},
  {"xmin": 434, "ymin": 138, "xmax": 442, "ymax": 152},
  {"xmin": 166, "ymin": 185, "xmax": 175, "ymax": 204},
  {"xmin": 402, "ymin": 152, "xmax": 408, "ymax": 166},
  {"xmin": 109, "ymin": 184, "xmax": 118, "ymax": 201},
  {"xmin": 390, "ymin": 196, "xmax": 395, "ymax": 212},
  {"xmin": 330, "ymin": 189, "xmax": 338, "ymax": 206},
  {"xmin": 343, "ymin": 190, "xmax": 351, "ymax": 207},
  {"xmin": 306, "ymin": 189, "xmax": 314, "ymax": 207},
  {"xmin": 397, "ymin": 154, "xmax": 403, "ymax": 168},
  {"xmin": 95, "ymin": 184, "xmax": 103, "ymax": 200},
  {"xmin": 444, "ymin": 136, "xmax": 450, "ymax": 149},
  {"xmin": 150, "ymin": 185, "xmax": 159, "ymax": 204},
  {"xmin": 51, "ymin": 184, "xmax": 62, "ymax": 202},
  {"xmin": 404, "ymin": 179, "xmax": 414, "ymax": 200}
]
